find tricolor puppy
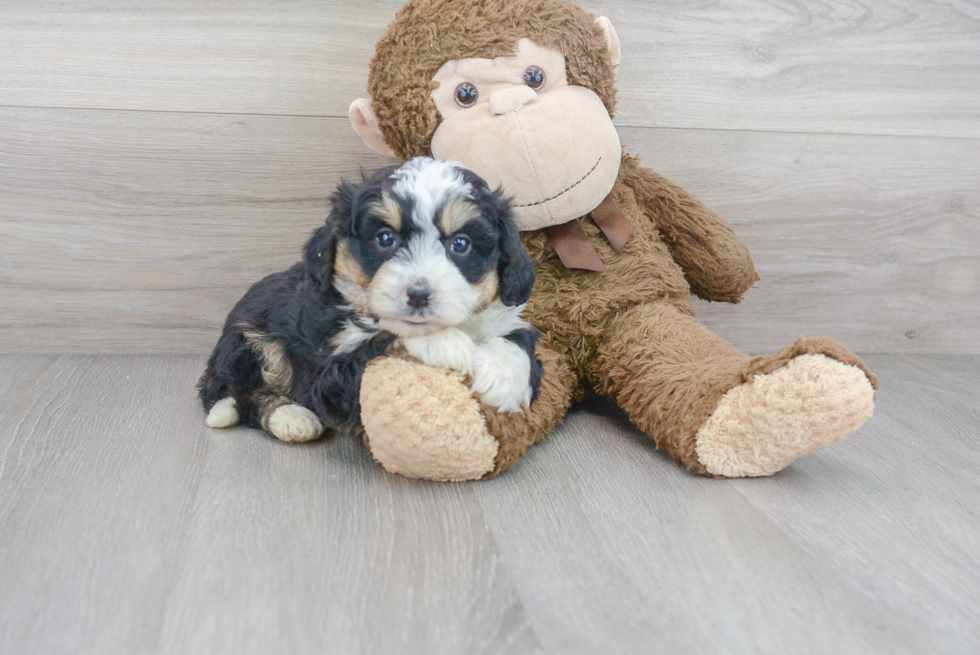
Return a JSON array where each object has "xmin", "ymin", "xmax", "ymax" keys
[{"xmin": 198, "ymin": 157, "xmax": 543, "ymax": 443}]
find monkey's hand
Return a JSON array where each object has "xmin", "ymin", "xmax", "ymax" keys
[
  {"xmin": 624, "ymin": 156, "xmax": 759, "ymax": 303},
  {"xmin": 357, "ymin": 342, "xmax": 571, "ymax": 482},
  {"xmin": 358, "ymin": 356, "xmax": 500, "ymax": 481}
]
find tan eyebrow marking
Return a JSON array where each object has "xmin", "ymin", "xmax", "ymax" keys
[
  {"xmin": 367, "ymin": 192, "xmax": 403, "ymax": 231},
  {"xmin": 333, "ymin": 241, "xmax": 369, "ymax": 289},
  {"xmin": 439, "ymin": 196, "xmax": 483, "ymax": 235}
]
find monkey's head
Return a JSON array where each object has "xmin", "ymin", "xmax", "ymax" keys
[{"xmin": 350, "ymin": 0, "xmax": 623, "ymax": 232}]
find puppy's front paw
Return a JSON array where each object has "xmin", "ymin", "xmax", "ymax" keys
[
  {"xmin": 267, "ymin": 404, "xmax": 324, "ymax": 443},
  {"xmin": 471, "ymin": 337, "xmax": 533, "ymax": 414},
  {"xmin": 206, "ymin": 397, "xmax": 240, "ymax": 428},
  {"xmin": 400, "ymin": 327, "xmax": 477, "ymax": 376}
]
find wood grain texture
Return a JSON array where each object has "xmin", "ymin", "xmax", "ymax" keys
[
  {"xmin": 1, "ymin": 1, "xmax": 978, "ymax": 137},
  {"xmin": 604, "ymin": 0, "xmax": 980, "ymax": 137},
  {"xmin": 0, "ymin": 354, "xmax": 978, "ymax": 654},
  {"xmin": 0, "ymin": 107, "xmax": 396, "ymax": 353},
  {"xmin": 156, "ymin": 429, "xmax": 538, "ymax": 654},
  {"xmin": 0, "ymin": 1, "xmax": 389, "ymax": 118},
  {"xmin": 1, "ymin": 107, "xmax": 976, "ymax": 354},
  {"xmin": 0, "ymin": 355, "xmax": 540, "ymax": 655},
  {"xmin": 476, "ymin": 353, "xmax": 980, "ymax": 654},
  {"xmin": 0, "ymin": 356, "xmax": 210, "ymax": 654}
]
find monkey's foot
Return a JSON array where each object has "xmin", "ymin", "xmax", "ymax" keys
[
  {"xmin": 359, "ymin": 357, "xmax": 498, "ymax": 481},
  {"xmin": 695, "ymin": 354, "xmax": 875, "ymax": 477},
  {"xmin": 267, "ymin": 404, "xmax": 324, "ymax": 443}
]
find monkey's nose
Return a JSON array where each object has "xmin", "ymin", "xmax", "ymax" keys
[
  {"xmin": 489, "ymin": 85, "xmax": 538, "ymax": 115},
  {"xmin": 406, "ymin": 286, "xmax": 430, "ymax": 309}
]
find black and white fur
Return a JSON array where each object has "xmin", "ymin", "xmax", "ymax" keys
[{"xmin": 198, "ymin": 157, "xmax": 542, "ymax": 443}]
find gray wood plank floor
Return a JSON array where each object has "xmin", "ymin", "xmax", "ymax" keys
[{"xmin": 0, "ymin": 354, "xmax": 977, "ymax": 654}]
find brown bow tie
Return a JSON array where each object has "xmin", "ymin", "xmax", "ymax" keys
[{"xmin": 543, "ymin": 194, "xmax": 634, "ymax": 272}]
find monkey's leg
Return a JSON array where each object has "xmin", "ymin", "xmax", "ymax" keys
[
  {"xmin": 589, "ymin": 303, "xmax": 877, "ymax": 477},
  {"xmin": 358, "ymin": 343, "xmax": 576, "ymax": 481}
]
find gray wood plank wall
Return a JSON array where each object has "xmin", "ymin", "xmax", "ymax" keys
[{"xmin": 1, "ymin": 1, "xmax": 978, "ymax": 354}]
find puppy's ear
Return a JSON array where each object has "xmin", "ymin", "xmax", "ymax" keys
[
  {"xmin": 303, "ymin": 224, "xmax": 336, "ymax": 292},
  {"xmin": 305, "ymin": 181, "xmax": 355, "ymax": 291},
  {"xmin": 492, "ymin": 191, "xmax": 536, "ymax": 306}
]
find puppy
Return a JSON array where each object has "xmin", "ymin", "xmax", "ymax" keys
[{"xmin": 198, "ymin": 157, "xmax": 543, "ymax": 443}]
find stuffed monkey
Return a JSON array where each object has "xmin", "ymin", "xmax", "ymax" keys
[{"xmin": 347, "ymin": 0, "xmax": 878, "ymax": 481}]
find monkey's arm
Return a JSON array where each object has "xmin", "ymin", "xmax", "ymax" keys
[{"xmin": 621, "ymin": 155, "xmax": 759, "ymax": 303}]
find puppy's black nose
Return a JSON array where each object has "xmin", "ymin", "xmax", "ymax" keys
[{"xmin": 406, "ymin": 286, "xmax": 430, "ymax": 309}]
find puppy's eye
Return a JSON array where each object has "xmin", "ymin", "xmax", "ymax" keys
[
  {"xmin": 376, "ymin": 229, "xmax": 397, "ymax": 249},
  {"xmin": 523, "ymin": 66, "xmax": 545, "ymax": 90},
  {"xmin": 454, "ymin": 82, "xmax": 479, "ymax": 108},
  {"xmin": 450, "ymin": 235, "xmax": 472, "ymax": 255}
]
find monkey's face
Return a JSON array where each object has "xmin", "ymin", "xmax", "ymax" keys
[{"xmin": 429, "ymin": 39, "xmax": 622, "ymax": 231}]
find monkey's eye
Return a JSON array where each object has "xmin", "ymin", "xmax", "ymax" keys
[
  {"xmin": 454, "ymin": 82, "xmax": 479, "ymax": 108},
  {"xmin": 449, "ymin": 235, "xmax": 472, "ymax": 255},
  {"xmin": 523, "ymin": 66, "xmax": 545, "ymax": 90},
  {"xmin": 376, "ymin": 229, "xmax": 397, "ymax": 249}
]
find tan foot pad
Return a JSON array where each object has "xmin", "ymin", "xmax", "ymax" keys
[
  {"xmin": 360, "ymin": 357, "xmax": 498, "ymax": 482},
  {"xmin": 267, "ymin": 404, "xmax": 324, "ymax": 443},
  {"xmin": 695, "ymin": 354, "xmax": 875, "ymax": 477}
]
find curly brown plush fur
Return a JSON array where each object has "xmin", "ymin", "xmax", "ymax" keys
[{"xmin": 353, "ymin": 0, "xmax": 878, "ymax": 480}]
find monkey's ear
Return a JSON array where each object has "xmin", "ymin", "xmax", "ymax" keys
[
  {"xmin": 349, "ymin": 99, "xmax": 398, "ymax": 158},
  {"xmin": 595, "ymin": 17, "xmax": 621, "ymax": 68}
]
